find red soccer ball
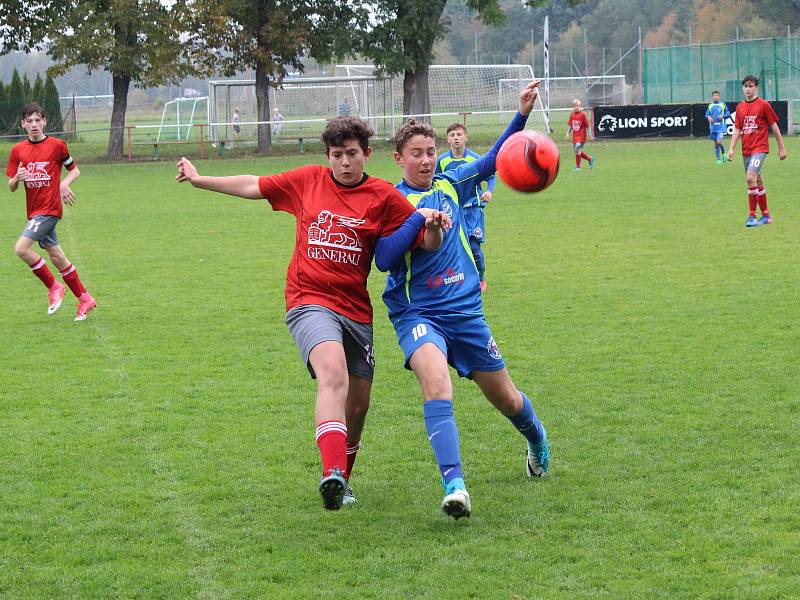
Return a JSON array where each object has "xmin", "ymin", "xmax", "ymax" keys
[{"xmin": 496, "ymin": 130, "xmax": 560, "ymax": 193}]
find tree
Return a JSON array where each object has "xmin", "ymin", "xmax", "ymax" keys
[
  {"xmin": 42, "ymin": 74, "xmax": 63, "ymax": 132},
  {"xmin": 363, "ymin": 0, "xmax": 505, "ymax": 119},
  {"xmin": 32, "ymin": 74, "xmax": 44, "ymax": 104},
  {"xmin": 22, "ymin": 73, "xmax": 32, "ymax": 102},
  {"xmin": 187, "ymin": 0, "xmax": 366, "ymax": 153},
  {"xmin": 41, "ymin": 0, "xmax": 198, "ymax": 158},
  {"xmin": 0, "ymin": 83, "xmax": 7, "ymax": 133},
  {"xmin": 7, "ymin": 68, "xmax": 25, "ymax": 134}
]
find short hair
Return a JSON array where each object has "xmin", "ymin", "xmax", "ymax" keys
[
  {"xmin": 22, "ymin": 102, "xmax": 46, "ymax": 120},
  {"xmin": 711, "ymin": 90, "xmax": 720, "ymax": 95},
  {"xmin": 321, "ymin": 116, "xmax": 373, "ymax": 153},
  {"xmin": 446, "ymin": 122, "xmax": 466, "ymax": 135},
  {"xmin": 394, "ymin": 118, "xmax": 437, "ymax": 153},
  {"xmin": 742, "ymin": 75, "xmax": 759, "ymax": 87}
]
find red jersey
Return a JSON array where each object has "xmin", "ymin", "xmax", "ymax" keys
[
  {"xmin": 734, "ymin": 98, "xmax": 778, "ymax": 156},
  {"xmin": 6, "ymin": 136, "xmax": 76, "ymax": 219},
  {"xmin": 568, "ymin": 111, "xmax": 590, "ymax": 144},
  {"xmin": 258, "ymin": 165, "xmax": 416, "ymax": 323}
]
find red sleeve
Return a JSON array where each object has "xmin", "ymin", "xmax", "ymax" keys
[
  {"xmin": 257, "ymin": 164, "xmax": 319, "ymax": 215},
  {"xmin": 734, "ymin": 103, "xmax": 744, "ymax": 129},
  {"xmin": 381, "ymin": 185, "xmax": 416, "ymax": 236},
  {"xmin": 6, "ymin": 146, "xmax": 18, "ymax": 178},
  {"xmin": 763, "ymin": 101, "xmax": 778, "ymax": 126}
]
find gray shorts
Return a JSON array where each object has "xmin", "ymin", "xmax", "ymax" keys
[
  {"xmin": 573, "ymin": 142, "xmax": 584, "ymax": 155},
  {"xmin": 21, "ymin": 215, "xmax": 60, "ymax": 248},
  {"xmin": 285, "ymin": 304, "xmax": 375, "ymax": 382},
  {"xmin": 743, "ymin": 152, "xmax": 768, "ymax": 174}
]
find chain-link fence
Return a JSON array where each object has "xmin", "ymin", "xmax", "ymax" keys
[{"xmin": 644, "ymin": 36, "xmax": 800, "ymax": 104}]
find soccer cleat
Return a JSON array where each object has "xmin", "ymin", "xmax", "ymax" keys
[
  {"xmin": 715, "ymin": 159, "xmax": 723, "ymax": 165},
  {"xmin": 441, "ymin": 488, "xmax": 471, "ymax": 520},
  {"xmin": 47, "ymin": 282, "xmax": 66, "ymax": 315},
  {"xmin": 479, "ymin": 280, "xmax": 487, "ymax": 292},
  {"xmin": 745, "ymin": 215, "xmax": 759, "ymax": 228},
  {"xmin": 758, "ymin": 214, "xmax": 772, "ymax": 225},
  {"xmin": 573, "ymin": 166, "xmax": 582, "ymax": 171},
  {"xmin": 342, "ymin": 482, "xmax": 356, "ymax": 506},
  {"xmin": 319, "ymin": 467, "xmax": 346, "ymax": 510},
  {"xmin": 74, "ymin": 292, "xmax": 97, "ymax": 321},
  {"xmin": 526, "ymin": 428, "xmax": 550, "ymax": 478},
  {"xmin": 589, "ymin": 157, "xmax": 595, "ymax": 170}
]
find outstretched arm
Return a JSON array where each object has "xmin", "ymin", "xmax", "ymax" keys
[
  {"xmin": 176, "ymin": 157, "xmax": 262, "ymax": 199},
  {"xmin": 374, "ymin": 208, "xmax": 451, "ymax": 271}
]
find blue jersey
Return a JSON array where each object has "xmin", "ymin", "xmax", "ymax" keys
[
  {"xmin": 435, "ymin": 149, "xmax": 496, "ymax": 209},
  {"xmin": 705, "ymin": 101, "xmax": 730, "ymax": 134},
  {"xmin": 383, "ymin": 157, "xmax": 498, "ymax": 320}
]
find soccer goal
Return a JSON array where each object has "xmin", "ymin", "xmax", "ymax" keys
[
  {"xmin": 499, "ymin": 75, "xmax": 627, "ymax": 111},
  {"xmin": 157, "ymin": 96, "xmax": 208, "ymax": 142}
]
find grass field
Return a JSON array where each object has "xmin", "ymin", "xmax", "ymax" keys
[{"xmin": 2, "ymin": 136, "xmax": 799, "ymax": 599}]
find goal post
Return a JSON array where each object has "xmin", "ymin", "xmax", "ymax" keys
[{"xmin": 157, "ymin": 96, "xmax": 208, "ymax": 142}]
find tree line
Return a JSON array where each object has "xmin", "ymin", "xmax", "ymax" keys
[{"xmin": 0, "ymin": 68, "xmax": 62, "ymax": 136}]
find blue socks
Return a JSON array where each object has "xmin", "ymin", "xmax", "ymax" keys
[
  {"xmin": 423, "ymin": 400, "xmax": 464, "ymax": 489},
  {"xmin": 507, "ymin": 391, "xmax": 545, "ymax": 445},
  {"xmin": 714, "ymin": 145, "xmax": 720, "ymax": 159}
]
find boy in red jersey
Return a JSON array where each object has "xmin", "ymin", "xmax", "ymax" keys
[
  {"xmin": 565, "ymin": 99, "xmax": 594, "ymax": 171},
  {"xmin": 727, "ymin": 75, "xmax": 788, "ymax": 227},
  {"xmin": 6, "ymin": 103, "xmax": 96, "ymax": 320},
  {"xmin": 176, "ymin": 116, "xmax": 449, "ymax": 510}
]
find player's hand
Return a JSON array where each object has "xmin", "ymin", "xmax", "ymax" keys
[
  {"xmin": 481, "ymin": 191, "xmax": 492, "ymax": 203},
  {"xmin": 519, "ymin": 80, "xmax": 540, "ymax": 116},
  {"xmin": 176, "ymin": 157, "xmax": 198, "ymax": 183},
  {"xmin": 779, "ymin": 147, "xmax": 787, "ymax": 160},
  {"xmin": 417, "ymin": 207, "xmax": 451, "ymax": 231},
  {"xmin": 60, "ymin": 182, "xmax": 76, "ymax": 205},
  {"xmin": 727, "ymin": 150, "xmax": 734, "ymax": 161},
  {"xmin": 14, "ymin": 161, "xmax": 28, "ymax": 183}
]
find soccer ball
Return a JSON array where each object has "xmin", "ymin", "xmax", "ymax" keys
[{"xmin": 496, "ymin": 130, "xmax": 560, "ymax": 193}]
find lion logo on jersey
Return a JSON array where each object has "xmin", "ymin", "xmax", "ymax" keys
[
  {"xmin": 25, "ymin": 161, "xmax": 50, "ymax": 182},
  {"xmin": 308, "ymin": 210, "xmax": 364, "ymax": 250}
]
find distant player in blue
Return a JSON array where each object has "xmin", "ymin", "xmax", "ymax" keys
[
  {"xmin": 374, "ymin": 81, "xmax": 550, "ymax": 520},
  {"xmin": 435, "ymin": 123, "xmax": 495, "ymax": 292},
  {"xmin": 706, "ymin": 90, "xmax": 730, "ymax": 164}
]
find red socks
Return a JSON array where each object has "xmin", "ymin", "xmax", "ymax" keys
[
  {"xmin": 575, "ymin": 155, "xmax": 581, "ymax": 168},
  {"xmin": 747, "ymin": 187, "xmax": 758, "ymax": 216},
  {"xmin": 316, "ymin": 420, "xmax": 347, "ymax": 477},
  {"xmin": 30, "ymin": 258, "xmax": 56, "ymax": 288},
  {"xmin": 580, "ymin": 151, "xmax": 591, "ymax": 161},
  {"xmin": 60, "ymin": 264, "xmax": 87, "ymax": 297},
  {"xmin": 345, "ymin": 441, "xmax": 361, "ymax": 480},
  {"xmin": 757, "ymin": 186, "xmax": 769, "ymax": 215}
]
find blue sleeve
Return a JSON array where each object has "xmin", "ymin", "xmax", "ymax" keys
[
  {"xmin": 705, "ymin": 106, "xmax": 711, "ymax": 118},
  {"xmin": 724, "ymin": 105, "xmax": 731, "ymax": 119},
  {"xmin": 374, "ymin": 211, "xmax": 425, "ymax": 271},
  {"xmin": 447, "ymin": 111, "xmax": 529, "ymax": 200},
  {"xmin": 486, "ymin": 172, "xmax": 496, "ymax": 193}
]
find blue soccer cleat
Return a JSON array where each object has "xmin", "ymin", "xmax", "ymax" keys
[
  {"xmin": 758, "ymin": 214, "xmax": 772, "ymax": 225},
  {"xmin": 745, "ymin": 215, "xmax": 759, "ymax": 228},
  {"xmin": 342, "ymin": 482, "xmax": 356, "ymax": 507},
  {"xmin": 526, "ymin": 428, "xmax": 550, "ymax": 477},
  {"xmin": 319, "ymin": 467, "xmax": 346, "ymax": 510},
  {"xmin": 589, "ymin": 157, "xmax": 595, "ymax": 169}
]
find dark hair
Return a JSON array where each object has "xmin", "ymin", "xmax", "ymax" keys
[
  {"xmin": 446, "ymin": 122, "xmax": 467, "ymax": 135},
  {"xmin": 321, "ymin": 116, "xmax": 373, "ymax": 153},
  {"xmin": 711, "ymin": 90, "xmax": 720, "ymax": 95},
  {"xmin": 22, "ymin": 102, "xmax": 46, "ymax": 120},
  {"xmin": 394, "ymin": 118, "xmax": 437, "ymax": 153},
  {"xmin": 742, "ymin": 75, "xmax": 759, "ymax": 87}
]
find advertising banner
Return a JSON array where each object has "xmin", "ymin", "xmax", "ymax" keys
[{"xmin": 594, "ymin": 105, "xmax": 692, "ymax": 138}]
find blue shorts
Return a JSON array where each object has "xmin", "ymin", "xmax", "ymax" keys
[
  {"xmin": 709, "ymin": 131, "xmax": 724, "ymax": 142},
  {"xmin": 392, "ymin": 312, "xmax": 505, "ymax": 378}
]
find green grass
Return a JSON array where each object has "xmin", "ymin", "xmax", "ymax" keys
[{"xmin": 1, "ymin": 137, "xmax": 799, "ymax": 598}]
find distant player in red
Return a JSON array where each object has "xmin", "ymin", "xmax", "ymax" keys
[
  {"xmin": 727, "ymin": 75, "xmax": 788, "ymax": 227},
  {"xmin": 6, "ymin": 103, "xmax": 96, "ymax": 320},
  {"xmin": 565, "ymin": 99, "xmax": 594, "ymax": 171},
  {"xmin": 176, "ymin": 116, "xmax": 449, "ymax": 510}
]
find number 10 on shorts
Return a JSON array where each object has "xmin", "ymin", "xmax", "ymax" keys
[{"xmin": 411, "ymin": 323, "xmax": 428, "ymax": 341}]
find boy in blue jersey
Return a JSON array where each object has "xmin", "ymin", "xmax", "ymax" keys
[
  {"xmin": 435, "ymin": 123, "xmax": 495, "ymax": 292},
  {"xmin": 706, "ymin": 90, "xmax": 730, "ymax": 164},
  {"xmin": 377, "ymin": 81, "xmax": 549, "ymax": 520}
]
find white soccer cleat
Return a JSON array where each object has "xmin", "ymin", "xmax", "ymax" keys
[
  {"xmin": 342, "ymin": 483, "xmax": 356, "ymax": 506},
  {"xmin": 441, "ymin": 489, "xmax": 471, "ymax": 520}
]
